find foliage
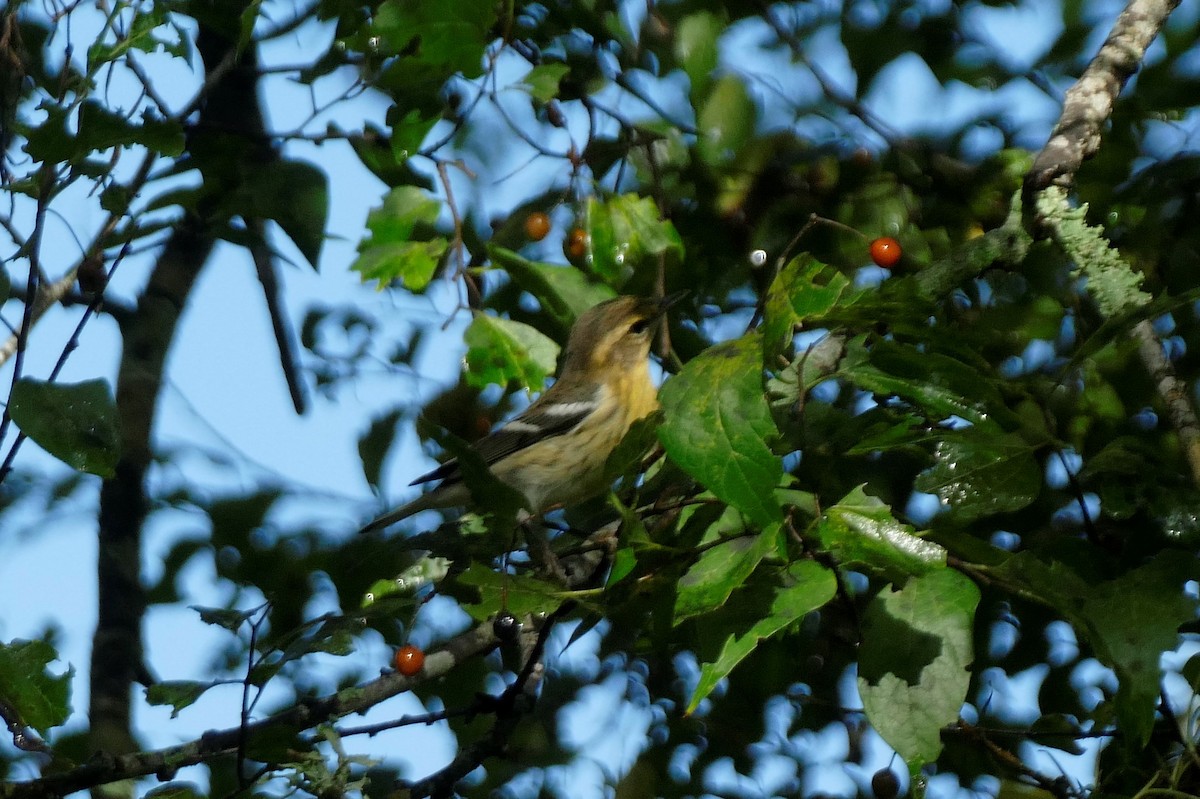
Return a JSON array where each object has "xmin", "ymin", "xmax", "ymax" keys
[{"xmin": 3, "ymin": 0, "xmax": 1200, "ymax": 798}]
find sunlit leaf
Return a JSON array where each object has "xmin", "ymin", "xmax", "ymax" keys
[
  {"xmin": 858, "ymin": 569, "xmax": 979, "ymax": 769},
  {"xmin": 659, "ymin": 333, "xmax": 782, "ymax": 526}
]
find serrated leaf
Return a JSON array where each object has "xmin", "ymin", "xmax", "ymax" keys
[
  {"xmin": 688, "ymin": 560, "xmax": 836, "ymax": 713},
  {"xmin": 763, "ymin": 255, "xmax": 858, "ymax": 363},
  {"xmin": 522, "ymin": 63, "xmax": 570, "ymax": 102},
  {"xmin": 0, "ymin": 640, "xmax": 72, "ymax": 736},
  {"xmin": 353, "ymin": 186, "xmax": 447, "ymax": 289},
  {"xmin": 456, "ymin": 563, "xmax": 568, "ymax": 620},
  {"xmin": 145, "ymin": 681, "xmax": 213, "ymax": 719},
  {"xmin": 984, "ymin": 551, "xmax": 1199, "ymax": 746},
  {"xmin": 674, "ymin": 526, "xmax": 778, "ymax": 624},
  {"xmin": 858, "ymin": 569, "xmax": 980, "ymax": 769},
  {"xmin": 463, "ymin": 314, "xmax": 559, "ymax": 391},
  {"xmin": 913, "ymin": 432, "xmax": 1040, "ymax": 521},
  {"xmin": 585, "ymin": 194, "xmax": 684, "ymax": 286},
  {"xmin": 9, "ymin": 378, "xmax": 120, "ymax": 477},
  {"xmin": 815, "ymin": 485, "xmax": 945, "ymax": 582},
  {"xmin": 659, "ymin": 332, "xmax": 782, "ymax": 526}
]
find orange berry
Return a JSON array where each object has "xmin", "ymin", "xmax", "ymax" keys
[
  {"xmin": 564, "ymin": 227, "xmax": 587, "ymax": 261},
  {"xmin": 869, "ymin": 237, "xmax": 902, "ymax": 269},
  {"xmin": 523, "ymin": 212, "xmax": 551, "ymax": 241},
  {"xmin": 393, "ymin": 644, "xmax": 425, "ymax": 676}
]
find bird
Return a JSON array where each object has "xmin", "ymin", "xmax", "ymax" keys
[{"xmin": 359, "ymin": 293, "xmax": 682, "ymax": 534}]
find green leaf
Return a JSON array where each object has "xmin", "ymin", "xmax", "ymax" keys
[
  {"xmin": 244, "ymin": 159, "xmax": 329, "ymax": 267},
  {"xmin": 145, "ymin": 681, "xmax": 213, "ymax": 719},
  {"xmin": 9, "ymin": 378, "xmax": 120, "ymax": 477},
  {"xmin": 191, "ymin": 606, "xmax": 254, "ymax": 632},
  {"xmin": 1079, "ymin": 554, "xmax": 1197, "ymax": 745},
  {"xmin": 387, "ymin": 106, "xmax": 438, "ymax": 161},
  {"xmin": 696, "ymin": 74, "xmax": 755, "ymax": 167},
  {"xmin": 688, "ymin": 560, "xmax": 836, "ymax": 713},
  {"xmin": 762, "ymin": 255, "xmax": 857, "ymax": 362},
  {"xmin": 352, "ymin": 186, "xmax": 447, "ymax": 289},
  {"xmin": 0, "ymin": 640, "xmax": 72, "ymax": 737},
  {"xmin": 358, "ymin": 408, "xmax": 403, "ymax": 491},
  {"xmin": 361, "ymin": 557, "xmax": 452, "ymax": 607},
  {"xmin": 674, "ymin": 12, "xmax": 723, "ymax": 100},
  {"xmin": 77, "ymin": 101, "xmax": 185, "ymax": 157},
  {"xmin": 463, "ymin": 314, "xmax": 559, "ymax": 391},
  {"xmin": 659, "ymin": 333, "xmax": 782, "ymax": 526},
  {"xmin": 142, "ymin": 782, "xmax": 206, "ymax": 799},
  {"xmin": 913, "ymin": 432, "xmax": 1041, "ymax": 522},
  {"xmin": 815, "ymin": 486, "xmax": 946, "ymax": 582},
  {"xmin": 489, "ymin": 246, "xmax": 617, "ymax": 335},
  {"xmin": 456, "ymin": 564, "xmax": 568, "ymax": 621},
  {"xmin": 369, "ymin": 0, "xmax": 497, "ymax": 78},
  {"xmin": 674, "ymin": 526, "xmax": 779, "ymax": 624},
  {"xmin": 858, "ymin": 569, "xmax": 980, "ymax": 769},
  {"xmin": 839, "ymin": 337, "xmax": 1006, "ymax": 429},
  {"xmin": 522, "ymin": 63, "xmax": 570, "ymax": 102},
  {"xmin": 585, "ymin": 194, "xmax": 684, "ymax": 286},
  {"xmin": 984, "ymin": 550, "xmax": 1198, "ymax": 747}
]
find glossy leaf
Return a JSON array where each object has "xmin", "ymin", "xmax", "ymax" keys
[
  {"xmin": 815, "ymin": 486, "xmax": 946, "ymax": 582},
  {"xmin": 9, "ymin": 378, "xmax": 120, "ymax": 477},
  {"xmin": 914, "ymin": 432, "xmax": 1041, "ymax": 521},
  {"xmin": 659, "ymin": 333, "xmax": 782, "ymax": 526},
  {"xmin": 858, "ymin": 569, "xmax": 980, "ymax": 768},
  {"xmin": 585, "ymin": 194, "xmax": 684, "ymax": 286}
]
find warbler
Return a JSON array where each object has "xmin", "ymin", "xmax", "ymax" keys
[{"xmin": 359, "ymin": 293, "xmax": 681, "ymax": 534}]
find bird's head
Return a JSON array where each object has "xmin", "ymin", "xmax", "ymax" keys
[{"xmin": 562, "ymin": 293, "xmax": 683, "ymax": 374}]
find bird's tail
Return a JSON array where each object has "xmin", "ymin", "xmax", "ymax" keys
[{"xmin": 358, "ymin": 491, "xmax": 445, "ymax": 535}]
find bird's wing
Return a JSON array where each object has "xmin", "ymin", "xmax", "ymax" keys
[{"xmin": 408, "ymin": 392, "xmax": 601, "ymax": 486}]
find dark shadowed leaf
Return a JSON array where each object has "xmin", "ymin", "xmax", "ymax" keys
[{"xmin": 10, "ymin": 378, "xmax": 120, "ymax": 477}]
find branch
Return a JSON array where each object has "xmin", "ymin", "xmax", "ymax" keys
[
  {"xmin": 1024, "ymin": 0, "xmax": 1181, "ymax": 195},
  {"xmin": 0, "ymin": 622, "xmax": 503, "ymax": 799}
]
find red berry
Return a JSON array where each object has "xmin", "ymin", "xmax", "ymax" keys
[
  {"xmin": 393, "ymin": 644, "xmax": 425, "ymax": 676},
  {"xmin": 564, "ymin": 227, "xmax": 588, "ymax": 261},
  {"xmin": 523, "ymin": 212, "xmax": 551, "ymax": 242},
  {"xmin": 869, "ymin": 237, "xmax": 902, "ymax": 269}
]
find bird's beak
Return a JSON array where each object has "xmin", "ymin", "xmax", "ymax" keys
[{"xmin": 654, "ymin": 290, "xmax": 688, "ymax": 318}]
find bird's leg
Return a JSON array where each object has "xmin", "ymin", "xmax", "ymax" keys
[{"xmin": 521, "ymin": 514, "xmax": 569, "ymax": 585}]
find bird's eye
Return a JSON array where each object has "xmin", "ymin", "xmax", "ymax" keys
[{"xmin": 628, "ymin": 318, "xmax": 650, "ymax": 335}]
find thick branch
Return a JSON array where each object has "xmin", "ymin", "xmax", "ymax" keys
[{"xmin": 1025, "ymin": 0, "xmax": 1180, "ymax": 194}]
